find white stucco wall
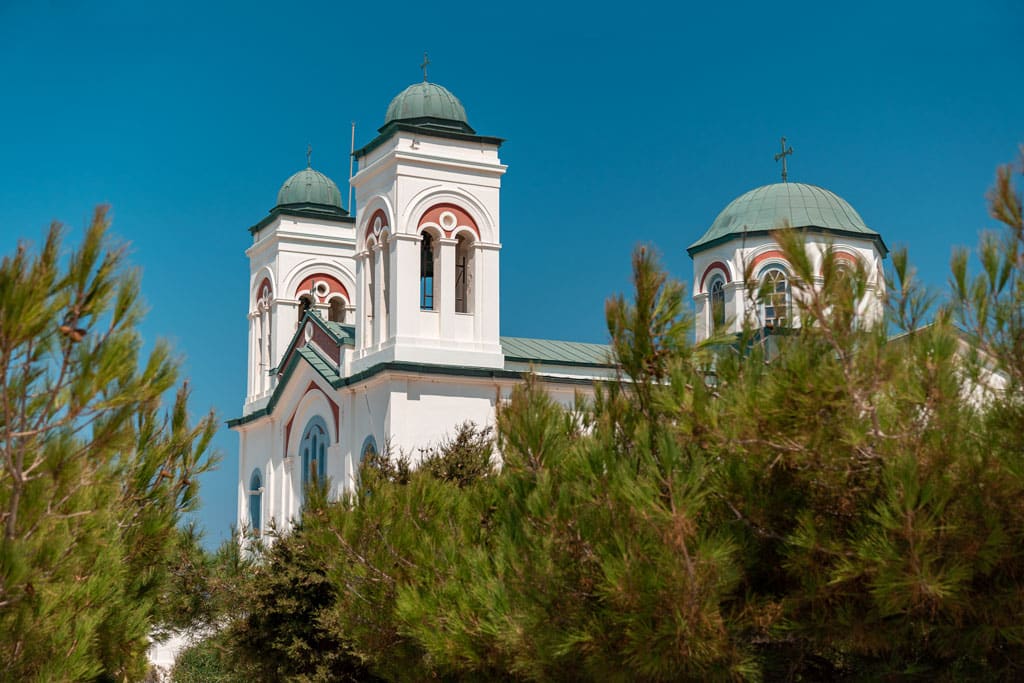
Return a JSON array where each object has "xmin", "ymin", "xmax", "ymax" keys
[{"xmin": 236, "ymin": 363, "xmax": 603, "ymax": 538}]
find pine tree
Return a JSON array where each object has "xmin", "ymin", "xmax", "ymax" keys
[
  {"xmin": 217, "ymin": 154, "xmax": 1024, "ymax": 681},
  {"xmin": 0, "ymin": 208, "xmax": 217, "ymax": 681}
]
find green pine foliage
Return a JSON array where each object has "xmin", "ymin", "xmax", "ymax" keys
[
  {"xmin": 218, "ymin": 155, "xmax": 1024, "ymax": 680},
  {"xmin": 0, "ymin": 208, "xmax": 218, "ymax": 682}
]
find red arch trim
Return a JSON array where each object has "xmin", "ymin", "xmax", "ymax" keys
[
  {"xmin": 699, "ymin": 261, "xmax": 731, "ymax": 292},
  {"xmin": 363, "ymin": 209, "xmax": 389, "ymax": 240},
  {"xmin": 294, "ymin": 273, "xmax": 350, "ymax": 303},
  {"xmin": 750, "ymin": 250, "xmax": 788, "ymax": 272},
  {"xmin": 418, "ymin": 203, "xmax": 480, "ymax": 239},
  {"xmin": 285, "ymin": 383, "xmax": 342, "ymax": 453},
  {"xmin": 833, "ymin": 251, "xmax": 859, "ymax": 266}
]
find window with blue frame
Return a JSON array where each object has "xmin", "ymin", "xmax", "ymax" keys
[
  {"xmin": 360, "ymin": 434, "xmax": 378, "ymax": 462},
  {"xmin": 420, "ymin": 232, "xmax": 435, "ymax": 310},
  {"xmin": 710, "ymin": 276, "xmax": 726, "ymax": 332},
  {"xmin": 301, "ymin": 415, "xmax": 328, "ymax": 488},
  {"xmin": 248, "ymin": 469, "xmax": 263, "ymax": 534}
]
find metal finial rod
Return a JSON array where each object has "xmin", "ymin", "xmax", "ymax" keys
[
  {"xmin": 774, "ymin": 136, "xmax": 793, "ymax": 182},
  {"xmin": 420, "ymin": 52, "xmax": 430, "ymax": 82},
  {"xmin": 347, "ymin": 121, "xmax": 356, "ymax": 214},
  {"xmin": 306, "ymin": 143, "xmax": 312, "ymax": 168}
]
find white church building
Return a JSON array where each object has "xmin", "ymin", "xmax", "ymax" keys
[{"xmin": 228, "ymin": 78, "xmax": 887, "ymax": 536}]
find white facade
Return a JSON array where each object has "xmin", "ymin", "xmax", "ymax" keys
[{"xmin": 232, "ymin": 81, "xmax": 615, "ymax": 537}]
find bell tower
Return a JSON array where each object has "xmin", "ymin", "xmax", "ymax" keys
[
  {"xmin": 244, "ymin": 163, "xmax": 356, "ymax": 413},
  {"xmin": 350, "ymin": 79, "xmax": 506, "ymax": 373}
]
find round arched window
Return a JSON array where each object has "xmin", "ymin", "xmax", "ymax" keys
[
  {"xmin": 709, "ymin": 277, "xmax": 725, "ymax": 333},
  {"xmin": 300, "ymin": 416, "xmax": 329, "ymax": 489},
  {"xmin": 760, "ymin": 267, "xmax": 789, "ymax": 328}
]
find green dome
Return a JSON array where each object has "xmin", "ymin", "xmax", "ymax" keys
[
  {"xmin": 276, "ymin": 167, "xmax": 343, "ymax": 210},
  {"xmin": 384, "ymin": 81, "xmax": 469, "ymax": 126},
  {"xmin": 688, "ymin": 182, "xmax": 882, "ymax": 255}
]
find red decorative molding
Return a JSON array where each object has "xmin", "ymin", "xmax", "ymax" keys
[
  {"xmin": 364, "ymin": 209, "xmax": 389, "ymax": 240},
  {"xmin": 284, "ymin": 413, "xmax": 295, "ymax": 460},
  {"xmin": 294, "ymin": 273, "xmax": 350, "ymax": 303},
  {"xmin": 833, "ymin": 251, "xmax": 859, "ymax": 266},
  {"xmin": 699, "ymin": 261, "xmax": 731, "ymax": 292},
  {"xmin": 750, "ymin": 250, "xmax": 788, "ymax": 272},
  {"xmin": 418, "ymin": 203, "xmax": 480, "ymax": 239}
]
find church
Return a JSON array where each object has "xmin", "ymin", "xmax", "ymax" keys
[{"xmin": 228, "ymin": 77, "xmax": 888, "ymax": 536}]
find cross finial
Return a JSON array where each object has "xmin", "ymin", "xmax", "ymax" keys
[
  {"xmin": 774, "ymin": 136, "xmax": 793, "ymax": 182},
  {"xmin": 420, "ymin": 52, "xmax": 430, "ymax": 82},
  {"xmin": 306, "ymin": 143, "xmax": 312, "ymax": 168}
]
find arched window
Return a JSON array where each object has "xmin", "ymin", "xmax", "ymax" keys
[
  {"xmin": 710, "ymin": 277, "xmax": 725, "ymax": 333},
  {"xmin": 328, "ymin": 297, "xmax": 346, "ymax": 323},
  {"xmin": 420, "ymin": 232, "xmax": 435, "ymax": 310},
  {"xmin": 381, "ymin": 235, "xmax": 391, "ymax": 321},
  {"xmin": 834, "ymin": 260, "xmax": 856, "ymax": 293},
  {"xmin": 366, "ymin": 241, "xmax": 376, "ymax": 336},
  {"xmin": 455, "ymin": 234, "xmax": 474, "ymax": 314},
  {"xmin": 760, "ymin": 267, "xmax": 789, "ymax": 328},
  {"xmin": 300, "ymin": 415, "xmax": 329, "ymax": 488},
  {"xmin": 360, "ymin": 434, "xmax": 378, "ymax": 462},
  {"xmin": 256, "ymin": 284, "xmax": 272, "ymax": 372},
  {"xmin": 248, "ymin": 469, "xmax": 263, "ymax": 534}
]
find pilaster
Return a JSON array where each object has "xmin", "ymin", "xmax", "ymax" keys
[{"xmin": 437, "ymin": 237, "xmax": 458, "ymax": 339}]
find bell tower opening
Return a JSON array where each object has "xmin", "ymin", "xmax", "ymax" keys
[
  {"xmin": 455, "ymin": 233, "xmax": 474, "ymax": 314},
  {"xmin": 420, "ymin": 231, "xmax": 436, "ymax": 310},
  {"xmin": 328, "ymin": 297, "xmax": 346, "ymax": 323}
]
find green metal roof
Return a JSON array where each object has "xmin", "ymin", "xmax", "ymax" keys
[
  {"xmin": 276, "ymin": 167, "xmax": 344, "ymax": 212},
  {"xmin": 688, "ymin": 182, "xmax": 886, "ymax": 256},
  {"xmin": 296, "ymin": 345, "xmax": 341, "ymax": 383},
  {"xmin": 323, "ymin": 320, "xmax": 355, "ymax": 345},
  {"xmin": 384, "ymin": 81, "xmax": 469, "ymax": 128},
  {"xmin": 227, "ymin": 329, "xmax": 615, "ymax": 430},
  {"xmin": 501, "ymin": 336, "xmax": 613, "ymax": 367}
]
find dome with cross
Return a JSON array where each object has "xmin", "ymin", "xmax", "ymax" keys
[
  {"xmin": 275, "ymin": 167, "xmax": 343, "ymax": 212},
  {"xmin": 687, "ymin": 182, "xmax": 884, "ymax": 256},
  {"xmin": 382, "ymin": 80, "xmax": 474, "ymax": 134}
]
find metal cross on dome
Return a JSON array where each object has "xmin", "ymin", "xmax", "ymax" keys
[
  {"xmin": 420, "ymin": 52, "xmax": 430, "ymax": 82},
  {"xmin": 306, "ymin": 143, "xmax": 312, "ymax": 168},
  {"xmin": 775, "ymin": 137, "xmax": 793, "ymax": 182}
]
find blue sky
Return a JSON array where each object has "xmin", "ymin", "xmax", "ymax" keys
[{"xmin": 1, "ymin": 1, "xmax": 1020, "ymax": 547}]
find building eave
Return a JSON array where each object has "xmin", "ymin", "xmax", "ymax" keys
[
  {"xmin": 227, "ymin": 357, "xmax": 607, "ymax": 429},
  {"xmin": 248, "ymin": 206, "xmax": 355, "ymax": 235},
  {"xmin": 687, "ymin": 226, "xmax": 889, "ymax": 259},
  {"xmin": 354, "ymin": 122, "xmax": 504, "ymax": 159}
]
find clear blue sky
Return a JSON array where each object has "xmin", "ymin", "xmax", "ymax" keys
[{"xmin": 1, "ymin": 1, "xmax": 1020, "ymax": 547}]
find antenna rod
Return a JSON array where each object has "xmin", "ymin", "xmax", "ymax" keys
[{"xmin": 347, "ymin": 121, "xmax": 356, "ymax": 213}]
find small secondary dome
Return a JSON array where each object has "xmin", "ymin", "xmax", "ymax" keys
[
  {"xmin": 688, "ymin": 182, "xmax": 884, "ymax": 255},
  {"xmin": 384, "ymin": 81, "xmax": 469, "ymax": 127},
  {"xmin": 276, "ymin": 167, "xmax": 343, "ymax": 211}
]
